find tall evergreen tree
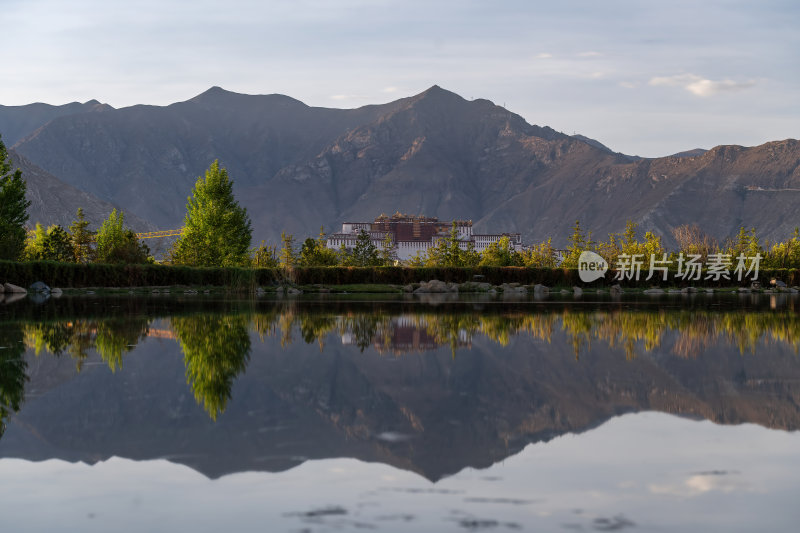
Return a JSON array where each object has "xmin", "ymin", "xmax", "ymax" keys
[
  {"xmin": 170, "ymin": 160, "xmax": 252, "ymax": 267},
  {"xmin": 0, "ymin": 135, "xmax": 31, "ymax": 260},
  {"xmin": 69, "ymin": 208, "xmax": 95, "ymax": 263}
]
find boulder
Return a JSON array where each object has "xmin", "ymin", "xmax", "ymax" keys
[
  {"xmin": 532, "ymin": 284, "xmax": 549, "ymax": 293},
  {"xmin": 573, "ymin": 286, "xmax": 583, "ymax": 296},
  {"xmin": 3, "ymin": 283, "xmax": 26, "ymax": 294},
  {"xmin": 414, "ymin": 280, "xmax": 451, "ymax": 293},
  {"xmin": 609, "ymin": 284, "xmax": 623, "ymax": 294},
  {"xmin": 286, "ymin": 287, "xmax": 303, "ymax": 295},
  {"xmin": 50, "ymin": 288, "xmax": 63, "ymax": 297},
  {"xmin": 29, "ymin": 281, "xmax": 51, "ymax": 293},
  {"xmin": 643, "ymin": 288, "xmax": 665, "ymax": 295}
]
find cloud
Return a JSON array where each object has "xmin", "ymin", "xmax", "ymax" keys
[
  {"xmin": 382, "ymin": 86, "xmax": 399, "ymax": 93},
  {"xmin": 619, "ymin": 81, "xmax": 639, "ymax": 89},
  {"xmin": 649, "ymin": 73, "xmax": 756, "ymax": 97},
  {"xmin": 577, "ymin": 51, "xmax": 603, "ymax": 58},
  {"xmin": 536, "ymin": 53, "xmax": 553, "ymax": 59}
]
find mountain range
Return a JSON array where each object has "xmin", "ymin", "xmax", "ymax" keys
[{"xmin": 2, "ymin": 86, "xmax": 798, "ymax": 247}]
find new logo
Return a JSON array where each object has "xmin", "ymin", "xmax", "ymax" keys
[{"xmin": 578, "ymin": 251, "xmax": 608, "ymax": 282}]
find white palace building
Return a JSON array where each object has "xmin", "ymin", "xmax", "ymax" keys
[{"xmin": 326, "ymin": 213, "xmax": 523, "ymax": 261}]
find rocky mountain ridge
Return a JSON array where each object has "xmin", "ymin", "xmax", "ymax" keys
[{"xmin": 4, "ymin": 86, "xmax": 799, "ymax": 247}]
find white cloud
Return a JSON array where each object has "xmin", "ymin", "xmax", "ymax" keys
[
  {"xmin": 649, "ymin": 73, "xmax": 756, "ymax": 97},
  {"xmin": 619, "ymin": 81, "xmax": 639, "ymax": 89},
  {"xmin": 536, "ymin": 52, "xmax": 553, "ymax": 59},
  {"xmin": 577, "ymin": 51, "xmax": 603, "ymax": 58},
  {"xmin": 382, "ymin": 86, "xmax": 399, "ymax": 93}
]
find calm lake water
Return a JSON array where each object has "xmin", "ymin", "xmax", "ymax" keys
[{"xmin": 1, "ymin": 292, "xmax": 799, "ymax": 532}]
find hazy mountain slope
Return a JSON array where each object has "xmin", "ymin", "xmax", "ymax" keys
[
  {"xmin": 0, "ymin": 100, "xmax": 112, "ymax": 146},
  {"xmin": 8, "ymin": 149, "xmax": 153, "ymax": 232}
]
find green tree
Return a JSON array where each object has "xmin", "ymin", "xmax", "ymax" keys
[
  {"xmin": 23, "ymin": 223, "xmax": 75, "ymax": 262},
  {"xmin": 350, "ymin": 230, "xmax": 380, "ymax": 267},
  {"xmin": 170, "ymin": 160, "xmax": 252, "ymax": 267},
  {"xmin": 251, "ymin": 240, "xmax": 280, "ymax": 268},
  {"xmin": 95, "ymin": 209, "xmax": 150, "ymax": 264},
  {"xmin": 562, "ymin": 220, "xmax": 587, "ymax": 268},
  {"xmin": 298, "ymin": 227, "xmax": 339, "ymax": 266},
  {"xmin": 279, "ymin": 232, "xmax": 297, "ymax": 269},
  {"xmin": 69, "ymin": 208, "xmax": 95, "ymax": 263},
  {"xmin": 479, "ymin": 236, "xmax": 523, "ymax": 266},
  {"xmin": 378, "ymin": 231, "xmax": 398, "ymax": 266},
  {"xmin": 522, "ymin": 237, "xmax": 558, "ymax": 268},
  {"xmin": 426, "ymin": 223, "xmax": 468, "ymax": 267},
  {"xmin": 0, "ymin": 134, "xmax": 31, "ymax": 260}
]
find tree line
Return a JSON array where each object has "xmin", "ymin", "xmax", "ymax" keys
[{"xmin": 2, "ymin": 135, "xmax": 799, "ymax": 271}]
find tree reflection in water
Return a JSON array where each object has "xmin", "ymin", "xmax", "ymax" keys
[
  {"xmin": 171, "ymin": 314, "xmax": 251, "ymax": 420},
  {"xmin": 4, "ymin": 296, "xmax": 800, "ymax": 427},
  {"xmin": 0, "ymin": 325, "xmax": 26, "ymax": 438},
  {"xmin": 23, "ymin": 318, "xmax": 149, "ymax": 371}
]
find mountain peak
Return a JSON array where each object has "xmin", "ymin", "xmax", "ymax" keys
[
  {"xmin": 411, "ymin": 85, "xmax": 463, "ymax": 102},
  {"xmin": 190, "ymin": 86, "xmax": 239, "ymax": 102}
]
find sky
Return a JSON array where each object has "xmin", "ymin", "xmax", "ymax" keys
[{"xmin": 2, "ymin": 0, "xmax": 798, "ymax": 157}]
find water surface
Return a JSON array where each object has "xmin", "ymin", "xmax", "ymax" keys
[{"xmin": 0, "ymin": 293, "xmax": 798, "ymax": 531}]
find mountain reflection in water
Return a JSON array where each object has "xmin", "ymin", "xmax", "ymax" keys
[{"xmin": 0, "ymin": 293, "xmax": 798, "ymax": 482}]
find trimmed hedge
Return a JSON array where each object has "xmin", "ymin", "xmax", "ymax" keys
[
  {"xmin": 1, "ymin": 260, "xmax": 797, "ymax": 289},
  {"xmin": 0, "ymin": 260, "xmax": 281, "ymax": 288}
]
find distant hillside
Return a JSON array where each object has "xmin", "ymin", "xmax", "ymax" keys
[
  {"xmin": 8, "ymin": 149, "xmax": 153, "ymax": 232},
  {"xmin": 10, "ymin": 86, "xmax": 800, "ymax": 247},
  {"xmin": 0, "ymin": 100, "xmax": 112, "ymax": 146}
]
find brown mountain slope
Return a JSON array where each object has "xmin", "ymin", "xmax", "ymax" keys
[
  {"xmin": 11, "ymin": 86, "xmax": 800, "ymax": 246},
  {"xmin": 13, "ymin": 87, "xmax": 406, "ymax": 228}
]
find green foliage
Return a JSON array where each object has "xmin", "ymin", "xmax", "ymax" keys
[
  {"xmin": 0, "ymin": 324, "xmax": 27, "ymax": 438},
  {"xmin": 0, "ymin": 134, "xmax": 31, "ymax": 261},
  {"xmin": 378, "ymin": 231, "xmax": 398, "ymax": 266},
  {"xmin": 95, "ymin": 209, "xmax": 150, "ymax": 264},
  {"xmin": 251, "ymin": 240, "xmax": 280, "ymax": 268},
  {"xmin": 170, "ymin": 160, "xmax": 252, "ymax": 267},
  {"xmin": 23, "ymin": 224, "xmax": 75, "ymax": 262},
  {"xmin": 172, "ymin": 314, "xmax": 251, "ymax": 420},
  {"xmin": 766, "ymin": 228, "xmax": 800, "ymax": 268},
  {"xmin": 522, "ymin": 238, "xmax": 558, "ymax": 268},
  {"xmin": 349, "ymin": 230, "xmax": 381, "ymax": 267},
  {"xmin": 298, "ymin": 228, "xmax": 338, "ymax": 266},
  {"xmin": 422, "ymin": 223, "xmax": 479, "ymax": 267},
  {"xmin": 479, "ymin": 236, "xmax": 524, "ymax": 267},
  {"xmin": 279, "ymin": 232, "xmax": 297, "ymax": 269},
  {"xmin": 562, "ymin": 220, "xmax": 587, "ymax": 268},
  {"xmin": 69, "ymin": 208, "xmax": 95, "ymax": 263}
]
